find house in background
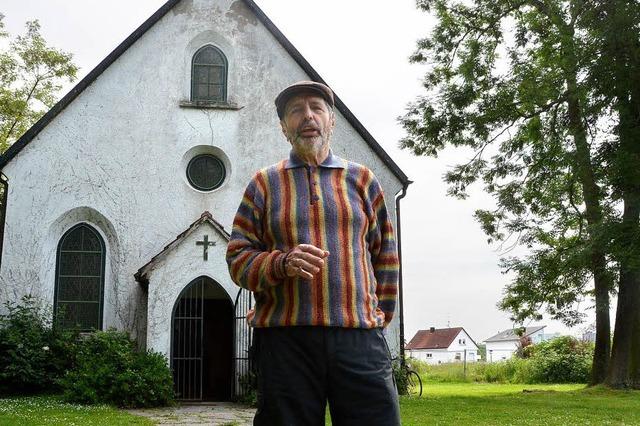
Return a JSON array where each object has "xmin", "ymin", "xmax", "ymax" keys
[
  {"xmin": 405, "ymin": 327, "xmax": 479, "ymax": 364},
  {"xmin": 484, "ymin": 325, "xmax": 547, "ymax": 362}
]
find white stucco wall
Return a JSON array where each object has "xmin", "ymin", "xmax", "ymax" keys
[
  {"xmin": 485, "ymin": 341, "xmax": 518, "ymax": 362},
  {"xmin": 0, "ymin": 0, "xmax": 405, "ymax": 353}
]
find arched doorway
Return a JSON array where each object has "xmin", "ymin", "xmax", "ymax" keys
[{"xmin": 171, "ymin": 276, "xmax": 233, "ymax": 401}]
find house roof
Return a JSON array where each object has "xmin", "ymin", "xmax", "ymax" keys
[
  {"xmin": 134, "ymin": 210, "xmax": 230, "ymax": 284},
  {"xmin": 484, "ymin": 326, "xmax": 546, "ymax": 343},
  {"xmin": 405, "ymin": 327, "xmax": 478, "ymax": 350},
  {"xmin": 0, "ymin": 0, "xmax": 410, "ymax": 186}
]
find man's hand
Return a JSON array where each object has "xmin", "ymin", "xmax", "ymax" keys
[{"xmin": 285, "ymin": 244, "xmax": 330, "ymax": 280}]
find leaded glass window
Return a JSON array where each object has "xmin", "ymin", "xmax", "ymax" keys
[
  {"xmin": 187, "ymin": 154, "xmax": 226, "ymax": 191},
  {"xmin": 191, "ymin": 45, "xmax": 227, "ymax": 102},
  {"xmin": 54, "ymin": 224, "xmax": 105, "ymax": 331}
]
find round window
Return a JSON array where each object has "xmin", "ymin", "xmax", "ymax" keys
[{"xmin": 186, "ymin": 154, "xmax": 226, "ymax": 191}]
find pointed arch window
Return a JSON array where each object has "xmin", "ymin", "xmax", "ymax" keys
[
  {"xmin": 191, "ymin": 45, "xmax": 228, "ymax": 102},
  {"xmin": 54, "ymin": 224, "xmax": 105, "ymax": 331}
]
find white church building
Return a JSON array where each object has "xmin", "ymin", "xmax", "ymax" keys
[{"xmin": 0, "ymin": 0, "xmax": 410, "ymax": 401}]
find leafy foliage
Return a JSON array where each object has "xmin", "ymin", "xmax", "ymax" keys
[
  {"xmin": 528, "ymin": 336, "xmax": 594, "ymax": 383},
  {"xmin": 61, "ymin": 329, "xmax": 174, "ymax": 408},
  {"xmin": 0, "ymin": 13, "xmax": 78, "ymax": 152},
  {"xmin": 401, "ymin": 0, "xmax": 617, "ymax": 329},
  {"xmin": 0, "ymin": 295, "xmax": 79, "ymax": 395}
]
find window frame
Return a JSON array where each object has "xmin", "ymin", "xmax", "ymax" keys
[
  {"xmin": 186, "ymin": 153, "xmax": 227, "ymax": 191},
  {"xmin": 53, "ymin": 223, "xmax": 106, "ymax": 331},
  {"xmin": 190, "ymin": 44, "xmax": 228, "ymax": 103}
]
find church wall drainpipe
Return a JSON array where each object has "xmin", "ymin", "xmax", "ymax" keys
[
  {"xmin": 0, "ymin": 173, "xmax": 7, "ymax": 273},
  {"xmin": 395, "ymin": 180, "xmax": 412, "ymax": 365}
]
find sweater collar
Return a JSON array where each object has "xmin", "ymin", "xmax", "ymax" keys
[{"xmin": 285, "ymin": 149, "xmax": 345, "ymax": 169}]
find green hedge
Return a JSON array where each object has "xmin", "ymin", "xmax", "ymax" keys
[
  {"xmin": 1, "ymin": 296, "xmax": 174, "ymax": 407},
  {"xmin": 61, "ymin": 329, "xmax": 175, "ymax": 408},
  {"xmin": 0, "ymin": 295, "xmax": 78, "ymax": 395},
  {"xmin": 408, "ymin": 336, "xmax": 593, "ymax": 384}
]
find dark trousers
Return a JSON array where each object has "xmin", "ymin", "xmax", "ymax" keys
[{"xmin": 252, "ymin": 326, "xmax": 401, "ymax": 426}]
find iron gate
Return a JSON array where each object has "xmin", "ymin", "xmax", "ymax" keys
[
  {"xmin": 232, "ymin": 287, "xmax": 253, "ymax": 399},
  {"xmin": 172, "ymin": 278, "xmax": 205, "ymax": 401}
]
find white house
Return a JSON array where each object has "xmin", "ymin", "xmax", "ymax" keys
[
  {"xmin": 0, "ymin": 0, "xmax": 410, "ymax": 402},
  {"xmin": 484, "ymin": 325, "xmax": 546, "ymax": 362},
  {"xmin": 405, "ymin": 327, "xmax": 479, "ymax": 364}
]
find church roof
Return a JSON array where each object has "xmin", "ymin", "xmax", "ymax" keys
[
  {"xmin": 134, "ymin": 210, "xmax": 230, "ymax": 284},
  {"xmin": 0, "ymin": 0, "xmax": 410, "ymax": 186}
]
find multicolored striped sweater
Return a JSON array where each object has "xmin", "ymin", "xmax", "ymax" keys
[{"xmin": 226, "ymin": 150, "xmax": 399, "ymax": 328}]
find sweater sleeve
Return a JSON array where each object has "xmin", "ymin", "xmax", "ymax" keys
[
  {"xmin": 366, "ymin": 174, "xmax": 399, "ymax": 327},
  {"xmin": 226, "ymin": 173, "xmax": 288, "ymax": 292}
]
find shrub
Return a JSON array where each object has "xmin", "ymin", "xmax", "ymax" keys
[
  {"xmin": 61, "ymin": 329, "xmax": 174, "ymax": 408},
  {"xmin": 392, "ymin": 360, "xmax": 410, "ymax": 395},
  {"xmin": 528, "ymin": 336, "xmax": 593, "ymax": 383},
  {"xmin": 0, "ymin": 295, "xmax": 78, "ymax": 395}
]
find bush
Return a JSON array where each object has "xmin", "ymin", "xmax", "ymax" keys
[
  {"xmin": 528, "ymin": 336, "xmax": 593, "ymax": 383},
  {"xmin": 393, "ymin": 359, "xmax": 410, "ymax": 395},
  {"xmin": 61, "ymin": 329, "xmax": 174, "ymax": 408},
  {"xmin": 0, "ymin": 295, "xmax": 78, "ymax": 395}
]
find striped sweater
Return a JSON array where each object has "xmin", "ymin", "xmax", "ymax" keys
[{"xmin": 226, "ymin": 150, "xmax": 399, "ymax": 328}]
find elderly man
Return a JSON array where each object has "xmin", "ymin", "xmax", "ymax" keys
[{"xmin": 226, "ymin": 81, "xmax": 400, "ymax": 426}]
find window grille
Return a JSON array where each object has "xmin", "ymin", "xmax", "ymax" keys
[
  {"xmin": 191, "ymin": 45, "xmax": 227, "ymax": 102},
  {"xmin": 54, "ymin": 224, "xmax": 105, "ymax": 331},
  {"xmin": 187, "ymin": 154, "xmax": 226, "ymax": 191}
]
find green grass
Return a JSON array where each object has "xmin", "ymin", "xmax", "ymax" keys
[
  {"xmin": 400, "ymin": 383, "xmax": 640, "ymax": 425},
  {"xmin": 0, "ymin": 395, "xmax": 153, "ymax": 425},
  {"xmin": 4, "ymin": 385, "xmax": 640, "ymax": 426}
]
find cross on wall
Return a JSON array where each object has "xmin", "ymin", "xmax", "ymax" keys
[{"xmin": 195, "ymin": 235, "xmax": 216, "ymax": 261}]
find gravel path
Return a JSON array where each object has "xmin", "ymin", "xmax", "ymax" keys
[{"xmin": 127, "ymin": 402, "xmax": 256, "ymax": 425}]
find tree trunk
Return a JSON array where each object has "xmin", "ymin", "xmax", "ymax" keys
[
  {"xmin": 562, "ymin": 10, "xmax": 611, "ymax": 384},
  {"xmin": 607, "ymin": 199, "xmax": 640, "ymax": 387}
]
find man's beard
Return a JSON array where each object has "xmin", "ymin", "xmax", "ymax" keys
[{"xmin": 286, "ymin": 120, "xmax": 333, "ymax": 158}]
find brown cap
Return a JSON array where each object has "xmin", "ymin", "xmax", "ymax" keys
[{"xmin": 275, "ymin": 80, "xmax": 334, "ymax": 119}]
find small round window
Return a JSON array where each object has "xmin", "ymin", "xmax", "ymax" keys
[{"xmin": 186, "ymin": 154, "xmax": 226, "ymax": 191}]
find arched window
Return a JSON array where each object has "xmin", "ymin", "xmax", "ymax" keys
[
  {"xmin": 191, "ymin": 45, "xmax": 227, "ymax": 102},
  {"xmin": 54, "ymin": 224, "xmax": 105, "ymax": 331}
]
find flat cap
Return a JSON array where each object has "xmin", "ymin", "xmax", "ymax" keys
[{"xmin": 275, "ymin": 80, "xmax": 334, "ymax": 119}]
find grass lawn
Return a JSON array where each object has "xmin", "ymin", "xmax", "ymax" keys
[
  {"xmin": 3, "ymin": 384, "xmax": 639, "ymax": 425},
  {"xmin": 400, "ymin": 383, "xmax": 640, "ymax": 425},
  {"xmin": 0, "ymin": 396, "xmax": 153, "ymax": 426}
]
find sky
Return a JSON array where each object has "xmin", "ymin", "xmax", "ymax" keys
[{"xmin": 1, "ymin": 0, "xmax": 598, "ymax": 343}]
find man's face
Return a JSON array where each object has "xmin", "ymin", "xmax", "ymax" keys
[{"xmin": 280, "ymin": 93, "xmax": 335, "ymax": 159}]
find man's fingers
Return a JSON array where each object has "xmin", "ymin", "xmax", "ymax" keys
[
  {"xmin": 298, "ymin": 244, "xmax": 330, "ymax": 258},
  {"xmin": 295, "ymin": 259, "xmax": 320, "ymax": 275},
  {"xmin": 297, "ymin": 252, "xmax": 325, "ymax": 268}
]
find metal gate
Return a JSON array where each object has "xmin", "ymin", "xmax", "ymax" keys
[
  {"xmin": 232, "ymin": 287, "xmax": 253, "ymax": 399},
  {"xmin": 172, "ymin": 278, "xmax": 205, "ymax": 401}
]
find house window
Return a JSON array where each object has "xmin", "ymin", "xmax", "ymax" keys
[
  {"xmin": 191, "ymin": 45, "xmax": 227, "ymax": 102},
  {"xmin": 426, "ymin": 353, "xmax": 432, "ymax": 358},
  {"xmin": 54, "ymin": 224, "xmax": 105, "ymax": 331},
  {"xmin": 186, "ymin": 154, "xmax": 226, "ymax": 191},
  {"xmin": 455, "ymin": 352, "xmax": 462, "ymax": 360}
]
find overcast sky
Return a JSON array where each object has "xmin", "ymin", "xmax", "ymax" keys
[{"xmin": 2, "ymin": 0, "xmax": 598, "ymax": 343}]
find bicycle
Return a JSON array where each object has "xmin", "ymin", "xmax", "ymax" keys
[{"xmin": 393, "ymin": 358, "xmax": 423, "ymax": 397}]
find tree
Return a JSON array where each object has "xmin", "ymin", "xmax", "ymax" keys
[
  {"xmin": 585, "ymin": 0, "xmax": 640, "ymax": 388},
  {"xmin": 400, "ymin": 0, "xmax": 620, "ymax": 384},
  {"xmin": 0, "ymin": 13, "xmax": 78, "ymax": 153}
]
